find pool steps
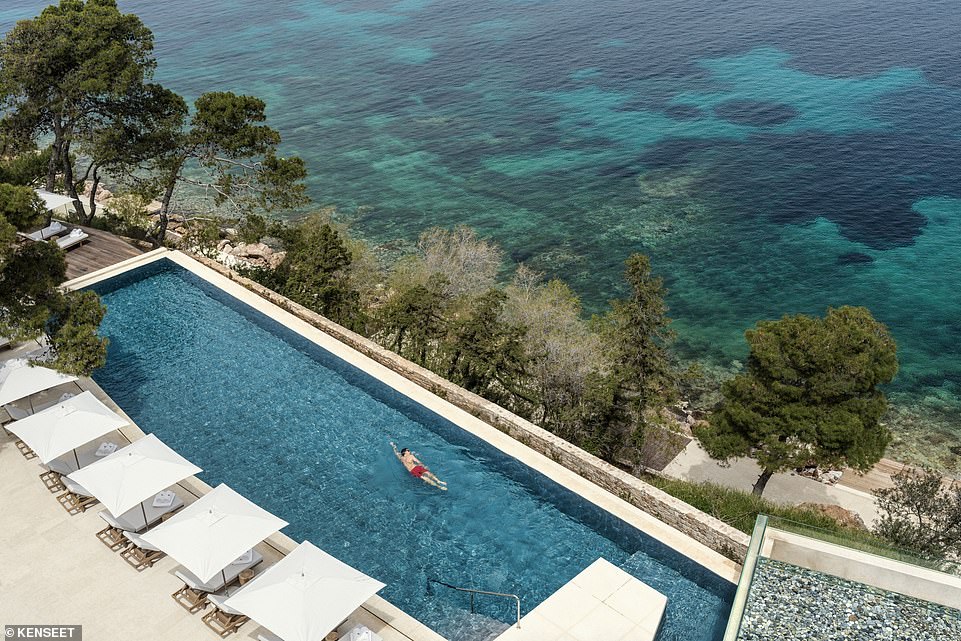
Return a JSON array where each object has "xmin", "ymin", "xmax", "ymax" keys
[{"xmin": 494, "ymin": 558, "xmax": 666, "ymax": 641}]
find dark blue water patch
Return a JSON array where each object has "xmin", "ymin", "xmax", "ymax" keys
[
  {"xmin": 664, "ymin": 104, "xmax": 706, "ymax": 121},
  {"xmin": 713, "ymin": 100, "xmax": 798, "ymax": 126},
  {"xmin": 837, "ymin": 252, "xmax": 874, "ymax": 266},
  {"xmin": 639, "ymin": 130, "xmax": 961, "ymax": 248}
]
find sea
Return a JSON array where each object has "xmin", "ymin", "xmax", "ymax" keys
[{"xmin": 4, "ymin": 0, "xmax": 961, "ymax": 470}]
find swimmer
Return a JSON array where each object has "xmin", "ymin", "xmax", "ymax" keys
[{"xmin": 391, "ymin": 442, "xmax": 448, "ymax": 490}]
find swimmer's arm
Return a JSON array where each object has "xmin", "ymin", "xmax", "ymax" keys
[{"xmin": 389, "ymin": 442, "xmax": 402, "ymax": 460}]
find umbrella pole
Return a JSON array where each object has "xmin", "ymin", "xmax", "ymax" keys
[
  {"xmin": 140, "ymin": 501, "xmax": 148, "ymax": 530},
  {"xmin": 73, "ymin": 448, "xmax": 80, "ymax": 471},
  {"xmin": 223, "ymin": 568, "xmax": 229, "ymax": 596}
]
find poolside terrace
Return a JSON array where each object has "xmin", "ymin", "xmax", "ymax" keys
[
  {"xmin": 62, "ymin": 224, "xmax": 146, "ymax": 281},
  {"xmin": 0, "ymin": 368, "xmax": 440, "ymax": 641}
]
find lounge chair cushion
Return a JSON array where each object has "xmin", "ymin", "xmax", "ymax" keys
[
  {"xmin": 56, "ymin": 229, "xmax": 88, "ymax": 250},
  {"xmin": 22, "ymin": 220, "xmax": 68, "ymax": 241}
]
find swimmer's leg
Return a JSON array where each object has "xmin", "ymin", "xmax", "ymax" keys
[
  {"xmin": 424, "ymin": 471, "xmax": 447, "ymax": 487},
  {"xmin": 421, "ymin": 475, "xmax": 448, "ymax": 490}
]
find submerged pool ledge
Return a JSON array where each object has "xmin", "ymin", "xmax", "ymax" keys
[{"xmin": 69, "ymin": 249, "xmax": 741, "ymax": 586}]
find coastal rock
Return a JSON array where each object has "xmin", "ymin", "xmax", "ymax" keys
[
  {"xmin": 81, "ymin": 181, "xmax": 114, "ymax": 204},
  {"xmin": 220, "ymin": 241, "xmax": 281, "ymax": 270},
  {"xmin": 233, "ymin": 242, "xmax": 271, "ymax": 259},
  {"xmin": 267, "ymin": 250, "xmax": 286, "ymax": 269}
]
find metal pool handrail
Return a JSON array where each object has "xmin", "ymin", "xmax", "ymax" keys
[
  {"xmin": 721, "ymin": 514, "xmax": 768, "ymax": 641},
  {"xmin": 426, "ymin": 577, "xmax": 522, "ymax": 628}
]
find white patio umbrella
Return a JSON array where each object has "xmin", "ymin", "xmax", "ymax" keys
[
  {"xmin": 225, "ymin": 541, "xmax": 385, "ymax": 641},
  {"xmin": 141, "ymin": 484, "xmax": 288, "ymax": 584},
  {"xmin": 66, "ymin": 433, "xmax": 201, "ymax": 523},
  {"xmin": 0, "ymin": 358, "xmax": 77, "ymax": 407},
  {"xmin": 34, "ymin": 189, "xmax": 76, "ymax": 212},
  {"xmin": 6, "ymin": 390, "xmax": 127, "ymax": 466}
]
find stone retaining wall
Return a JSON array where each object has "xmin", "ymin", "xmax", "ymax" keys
[{"xmin": 186, "ymin": 252, "xmax": 751, "ymax": 563}]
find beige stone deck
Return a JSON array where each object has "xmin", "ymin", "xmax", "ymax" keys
[{"xmin": 495, "ymin": 559, "xmax": 666, "ymax": 641}]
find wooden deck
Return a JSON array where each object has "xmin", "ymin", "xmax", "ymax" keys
[{"xmin": 63, "ymin": 225, "xmax": 146, "ymax": 281}]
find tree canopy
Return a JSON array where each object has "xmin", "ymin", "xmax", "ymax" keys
[
  {"xmin": 0, "ymin": 183, "xmax": 107, "ymax": 375},
  {"xmin": 873, "ymin": 467, "xmax": 961, "ymax": 567},
  {"xmin": 0, "ymin": 0, "xmax": 157, "ymax": 221},
  {"xmin": 697, "ymin": 306, "xmax": 898, "ymax": 495},
  {"xmin": 137, "ymin": 90, "xmax": 308, "ymax": 244}
]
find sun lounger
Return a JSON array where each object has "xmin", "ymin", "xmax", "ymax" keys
[
  {"xmin": 56, "ymin": 228, "xmax": 88, "ymax": 251},
  {"xmin": 19, "ymin": 220, "xmax": 68, "ymax": 241},
  {"xmin": 39, "ymin": 434, "xmax": 108, "ymax": 492},
  {"xmin": 172, "ymin": 550, "xmax": 263, "ymax": 613},
  {"xmin": 96, "ymin": 493, "xmax": 185, "ymax": 550},
  {"xmin": 256, "ymin": 633, "xmax": 283, "ymax": 641},
  {"xmin": 57, "ymin": 478, "xmax": 98, "ymax": 514},
  {"xmin": 120, "ymin": 531, "xmax": 166, "ymax": 570},
  {"xmin": 4, "ymin": 404, "xmax": 30, "ymax": 422},
  {"xmin": 202, "ymin": 593, "xmax": 250, "ymax": 637}
]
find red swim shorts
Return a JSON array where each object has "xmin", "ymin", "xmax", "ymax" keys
[{"xmin": 410, "ymin": 465, "xmax": 427, "ymax": 478}]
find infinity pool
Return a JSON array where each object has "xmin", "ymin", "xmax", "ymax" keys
[{"xmin": 90, "ymin": 259, "xmax": 733, "ymax": 641}]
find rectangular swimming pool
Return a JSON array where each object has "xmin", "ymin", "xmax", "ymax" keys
[{"xmin": 89, "ymin": 258, "xmax": 733, "ymax": 641}]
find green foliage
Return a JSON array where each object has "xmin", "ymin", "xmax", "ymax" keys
[
  {"xmin": 186, "ymin": 92, "xmax": 308, "ymax": 212},
  {"xmin": 0, "ymin": 183, "xmax": 45, "ymax": 230},
  {"xmin": 0, "ymin": 147, "xmax": 51, "ymax": 186},
  {"xmin": 873, "ymin": 467, "xmax": 961, "ymax": 565},
  {"xmin": 180, "ymin": 218, "xmax": 221, "ymax": 257},
  {"xmin": 503, "ymin": 271, "xmax": 608, "ymax": 428},
  {"xmin": 237, "ymin": 214, "xmax": 267, "ymax": 244},
  {"xmin": 0, "ymin": 236, "xmax": 105, "ymax": 376},
  {"xmin": 0, "ymin": 240, "xmax": 66, "ymax": 337},
  {"xmin": 603, "ymin": 253, "xmax": 677, "ymax": 406},
  {"xmin": 568, "ymin": 253, "xmax": 677, "ymax": 465},
  {"xmin": 645, "ymin": 475, "xmax": 863, "ymax": 535},
  {"xmin": 564, "ymin": 371, "xmax": 633, "ymax": 460},
  {"xmin": 86, "ymin": 193, "xmax": 152, "ymax": 239},
  {"xmin": 698, "ymin": 306, "xmax": 898, "ymax": 495},
  {"xmin": 0, "ymin": 0, "xmax": 157, "ymax": 217},
  {"xmin": 374, "ymin": 275, "xmax": 448, "ymax": 365},
  {"xmin": 441, "ymin": 289, "xmax": 533, "ymax": 408},
  {"xmin": 46, "ymin": 290, "xmax": 108, "ymax": 376},
  {"xmin": 270, "ymin": 217, "xmax": 359, "ymax": 326},
  {"xmin": 140, "ymin": 90, "xmax": 308, "ymax": 244}
]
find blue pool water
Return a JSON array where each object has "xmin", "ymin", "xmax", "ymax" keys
[{"xmin": 90, "ymin": 259, "xmax": 734, "ymax": 641}]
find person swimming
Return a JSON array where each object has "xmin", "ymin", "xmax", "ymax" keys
[{"xmin": 391, "ymin": 442, "xmax": 448, "ymax": 490}]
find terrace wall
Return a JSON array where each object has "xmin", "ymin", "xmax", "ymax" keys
[{"xmin": 186, "ymin": 252, "xmax": 751, "ymax": 563}]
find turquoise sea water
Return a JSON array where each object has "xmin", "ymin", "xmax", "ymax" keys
[
  {"xmin": 5, "ymin": 1, "xmax": 961, "ymax": 466},
  {"xmin": 91, "ymin": 261, "xmax": 734, "ymax": 641}
]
